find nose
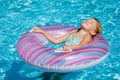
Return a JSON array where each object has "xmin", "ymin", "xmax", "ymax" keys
[
  {"xmin": 83, "ymin": 20, "xmax": 88, "ymax": 23},
  {"xmin": 83, "ymin": 20, "xmax": 86, "ymax": 22}
]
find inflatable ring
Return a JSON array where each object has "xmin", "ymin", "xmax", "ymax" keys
[{"xmin": 16, "ymin": 25, "xmax": 110, "ymax": 72}]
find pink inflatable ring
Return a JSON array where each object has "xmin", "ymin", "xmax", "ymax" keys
[{"xmin": 16, "ymin": 25, "xmax": 110, "ymax": 72}]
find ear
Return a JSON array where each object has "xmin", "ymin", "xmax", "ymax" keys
[{"xmin": 90, "ymin": 30, "xmax": 96, "ymax": 35}]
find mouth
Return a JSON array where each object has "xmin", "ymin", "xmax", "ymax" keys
[{"xmin": 84, "ymin": 21, "xmax": 87, "ymax": 25}]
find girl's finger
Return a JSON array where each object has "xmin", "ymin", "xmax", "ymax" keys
[{"xmin": 63, "ymin": 46, "xmax": 65, "ymax": 50}]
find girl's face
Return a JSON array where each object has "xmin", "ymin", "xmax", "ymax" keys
[{"xmin": 81, "ymin": 18, "xmax": 97, "ymax": 32}]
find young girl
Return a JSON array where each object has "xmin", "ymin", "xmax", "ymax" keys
[{"xmin": 32, "ymin": 18, "xmax": 102, "ymax": 51}]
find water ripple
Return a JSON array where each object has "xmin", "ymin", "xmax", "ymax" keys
[{"xmin": 0, "ymin": 0, "xmax": 120, "ymax": 80}]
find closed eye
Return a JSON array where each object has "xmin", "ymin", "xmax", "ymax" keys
[
  {"xmin": 88, "ymin": 20, "xmax": 93, "ymax": 24},
  {"xmin": 90, "ymin": 21, "xmax": 93, "ymax": 24}
]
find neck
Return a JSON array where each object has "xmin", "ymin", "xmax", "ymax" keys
[{"xmin": 77, "ymin": 28, "xmax": 89, "ymax": 36}]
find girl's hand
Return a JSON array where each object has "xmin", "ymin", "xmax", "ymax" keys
[
  {"xmin": 32, "ymin": 26, "xmax": 44, "ymax": 33},
  {"xmin": 62, "ymin": 45, "xmax": 72, "ymax": 51}
]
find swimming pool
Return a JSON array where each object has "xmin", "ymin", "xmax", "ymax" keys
[{"xmin": 0, "ymin": 0, "xmax": 120, "ymax": 80}]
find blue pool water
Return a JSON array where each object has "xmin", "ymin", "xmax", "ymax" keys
[{"xmin": 0, "ymin": 0, "xmax": 120, "ymax": 80}]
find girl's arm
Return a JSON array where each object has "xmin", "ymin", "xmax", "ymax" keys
[
  {"xmin": 42, "ymin": 30, "xmax": 74, "ymax": 44},
  {"xmin": 33, "ymin": 27, "xmax": 77, "ymax": 44}
]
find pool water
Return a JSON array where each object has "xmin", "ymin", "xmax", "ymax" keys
[{"xmin": 0, "ymin": 0, "xmax": 120, "ymax": 80}]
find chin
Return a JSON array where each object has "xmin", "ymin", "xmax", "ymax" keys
[
  {"xmin": 81, "ymin": 24, "xmax": 86, "ymax": 29},
  {"xmin": 81, "ymin": 25, "xmax": 89, "ymax": 31},
  {"xmin": 82, "ymin": 22, "xmax": 87, "ymax": 27}
]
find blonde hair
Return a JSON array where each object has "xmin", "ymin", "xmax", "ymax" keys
[{"xmin": 93, "ymin": 18, "xmax": 102, "ymax": 36}]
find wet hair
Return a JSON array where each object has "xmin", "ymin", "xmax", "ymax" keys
[
  {"xmin": 93, "ymin": 18, "xmax": 102, "ymax": 35},
  {"xmin": 77, "ymin": 18, "xmax": 102, "ymax": 38}
]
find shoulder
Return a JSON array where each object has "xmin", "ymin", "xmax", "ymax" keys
[
  {"xmin": 82, "ymin": 34, "xmax": 92, "ymax": 42},
  {"xmin": 84, "ymin": 34, "xmax": 92, "ymax": 38},
  {"xmin": 69, "ymin": 30, "xmax": 77, "ymax": 34},
  {"xmin": 80, "ymin": 34, "xmax": 92, "ymax": 46}
]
